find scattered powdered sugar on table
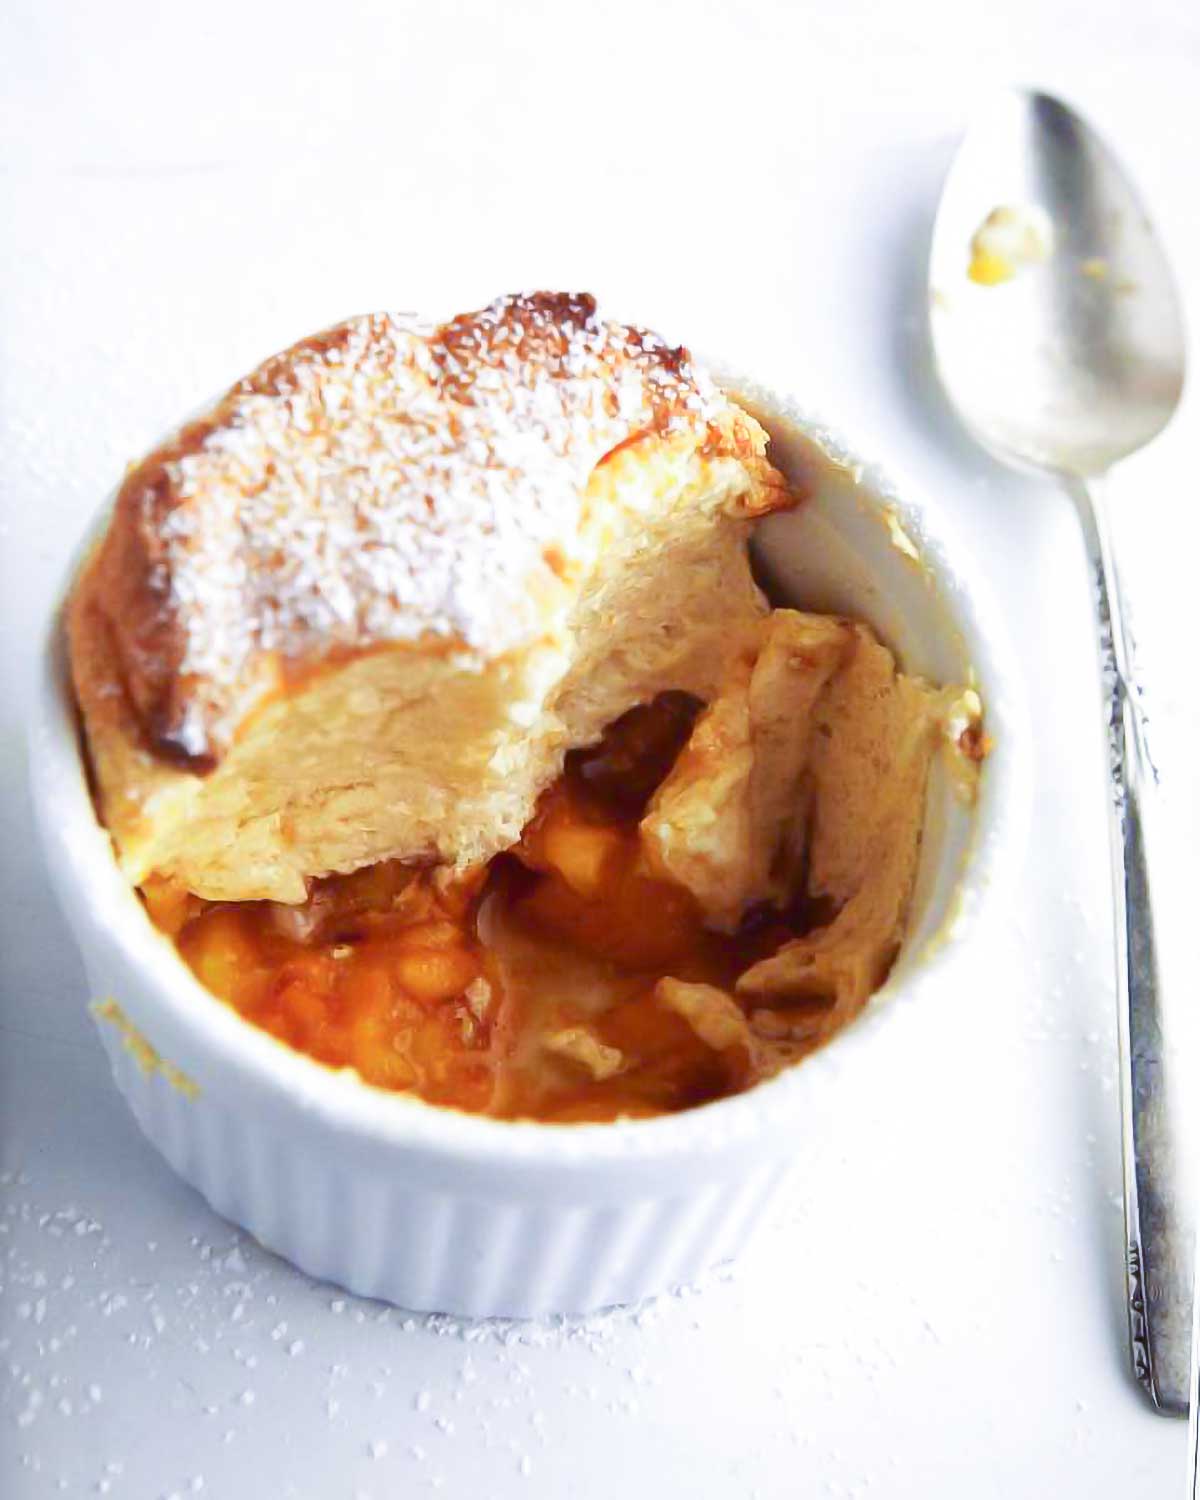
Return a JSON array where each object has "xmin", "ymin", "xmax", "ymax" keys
[
  {"xmin": 0, "ymin": 1162, "xmax": 743, "ymax": 1493},
  {"xmin": 7, "ymin": 1122, "xmax": 966, "ymax": 1497}
]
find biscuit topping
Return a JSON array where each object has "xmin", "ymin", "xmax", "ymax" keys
[{"xmin": 104, "ymin": 293, "xmax": 724, "ymax": 764}]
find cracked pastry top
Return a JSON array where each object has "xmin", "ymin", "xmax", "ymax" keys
[
  {"xmin": 70, "ymin": 291, "xmax": 788, "ymax": 905},
  {"xmin": 67, "ymin": 292, "xmax": 984, "ymax": 1122}
]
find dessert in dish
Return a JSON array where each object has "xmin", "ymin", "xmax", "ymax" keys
[{"xmin": 68, "ymin": 292, "xmax": 984, "ymax": 1123}]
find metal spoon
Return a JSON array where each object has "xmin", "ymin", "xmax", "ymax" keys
[{"xmin": 928, "ymin": 88, "xmax": 1189, "ymax": 1414}]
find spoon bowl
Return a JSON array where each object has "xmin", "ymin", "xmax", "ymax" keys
[{"xmin": 929, "ymin": 88, "xmax": 1185, "ymax": 476}]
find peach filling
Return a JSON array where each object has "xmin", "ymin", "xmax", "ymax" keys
[{"xmin": 146, "ymin": 695, "xmax": 857, "ymax": 1121}]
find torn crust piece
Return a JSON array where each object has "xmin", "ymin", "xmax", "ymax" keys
[
  {"xmin": 543, "ymin": 1027, "xmax": 626, "ymax": 1082},
  {"xmin": 736, "ymin": 833, "xmax": 920, "ymax": 1040},
  {"xmin": 652, "ymin": 978, "xmax": 759, "ymax": 1095},
  {"xmin": 68, "ymin": 293, "xmax": 796, "ymax": 904},
  {"xmin": 736, "ymin": 625, "xmax": 940, "ymax": 1021},
  {"xmin": 654, "ymin": 978, "xmax": 757, "ymax": 1061},
  {"xmin": 638, "ymin": 610, "xmax": 853, "ymax": 932},
  {"xmin": 643, "ymin": 611, "xmax": 947, "ymax": 1035}
]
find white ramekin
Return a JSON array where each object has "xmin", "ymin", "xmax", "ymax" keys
[{"xmin": 30, "ymin": 375, "xmax": 1029, "ymax": 1318}]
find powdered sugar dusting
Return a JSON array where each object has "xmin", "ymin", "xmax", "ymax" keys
[{"xmin": 118, "ymin": 292, "xmax": 723, "ymax": 763}]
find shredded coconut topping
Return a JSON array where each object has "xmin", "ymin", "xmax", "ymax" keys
[{"xmin": 109, "ymin": 292, "xmax": 725, "ymax": 765}]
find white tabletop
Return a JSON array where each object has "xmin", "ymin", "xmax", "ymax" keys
[{"xmin": 3, "ymin": 2, "xmax": 1198, "ymax": 1495}]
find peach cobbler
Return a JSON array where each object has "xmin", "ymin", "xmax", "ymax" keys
[{"xmin": 68, "ymin": 294, "xmax": 983, "ymax": 1123}]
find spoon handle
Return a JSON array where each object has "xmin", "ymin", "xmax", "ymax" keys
[
  {"xmin": 1189, "ymin": 1219, "xmax": 1200, "ymax": 1489},
  {"xmin": 1070, "ymin": 475, "xmax": 1192, "ymax": 1416}
]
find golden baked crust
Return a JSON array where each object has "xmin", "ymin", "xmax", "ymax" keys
[
  {"xmin": 70, "ymin": 293, "xmax": 796, "ymax": 902},
  {"xmin": 89, "ymin": 292, "xmax": 779, "ymax": 770}
]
